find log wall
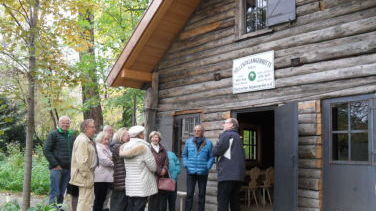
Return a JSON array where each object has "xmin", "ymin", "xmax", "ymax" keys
[{"xmin": 154, "ymin": 0, "xmax": 376, "ymax": 210}]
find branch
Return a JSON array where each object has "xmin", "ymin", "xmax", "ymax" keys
[
  {"xmin": 0, "ymin": 51, "xmax": 29, "ymax": 73},
  {"xmin": 1, "ymin": 3, "xmax": 27, "ymax": 31},
  {"xmin": 17, "ymin": 0, "xmax": 30, "ymax": 23}
]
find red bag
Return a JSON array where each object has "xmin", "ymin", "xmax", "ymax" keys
[{"xmin": 158, "ymin": 177, "xmax": 176, "ymax": 191}]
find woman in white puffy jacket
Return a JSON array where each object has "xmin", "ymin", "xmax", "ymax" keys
[
  {"xmin": 120, "ymin": 125, "xmax": 157, "ymax": 211},
  {"xmin": 93, "ymin": 131, "xmax": 114, "ymax": 211}
]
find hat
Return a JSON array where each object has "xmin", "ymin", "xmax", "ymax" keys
[{"xmin": 128, "ymin": 125, "xmax": 145, "ymax": 138}]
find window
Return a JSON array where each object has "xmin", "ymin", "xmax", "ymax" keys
[
  {"xmin": 243, "ymin": 129, "xmax": 257, "ymax": 160},
  {"xmin": 236, "ymin": 0, "xmax": 296, "ymax": 39},
  {"xmin": 245, "ymin": 0, "xmax": 267, "ymax": 33},
  {"xmin": 173, "ymin": 114, "xmax": 200, "ymax": 156},
  {"xmin": 328, "ymin": 95, "xmax": 375, "ymax": 163}
]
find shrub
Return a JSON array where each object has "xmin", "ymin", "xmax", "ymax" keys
[{"xmin": 0, "ymin": 144, "xmax": 49, "ymax": 195}]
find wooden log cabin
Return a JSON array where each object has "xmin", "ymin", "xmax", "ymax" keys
[{"xmin": 107, "ymin": 0, "xmax": 376, "ymax": 210}]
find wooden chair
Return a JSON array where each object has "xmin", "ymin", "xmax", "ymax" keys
[
  {"xmin": 260, "ymin": 167, "xmax": 274, "ymax": 206},
  {"xmin": 242, "ymin": 167, "xmax": 261, "ymax": 207}
]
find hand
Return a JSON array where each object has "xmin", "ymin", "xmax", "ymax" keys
[
  {"xmin": 53, "ymin": 165, "xmax": 62, "ymax": 170},
  {"xmin": 161, "ymin": 168, "xmax": 167, "ymax": 176}
]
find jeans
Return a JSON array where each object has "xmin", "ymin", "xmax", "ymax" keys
[
  {"xmin": 110, "ymin": 189, "xmax": 128, "ymax": 211},
  {"xmin": 217, "ymin": 181, "xmax": 242, "ymax": 211},
  {"xmin": 185, "ymin": 174, "xmax": 208, "ymax": 211},
  {"xmin": 127, "ymin": 197, "xmax": 147, "ymax": 211},
  {"xmin": 93, "ymin": 182, "xmax": 111, "ymax": 211},
  {"xmin": 49, "ymin": 168, "xmax": 70, "ymax": 205}
]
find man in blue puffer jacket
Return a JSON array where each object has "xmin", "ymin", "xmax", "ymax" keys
[{"xmin": 182, "ymin": 125, "xmax": 214, "ymax": 211}]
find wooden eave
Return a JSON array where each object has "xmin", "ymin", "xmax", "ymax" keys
[{"xmin": 106, "ymin": 0, "xmax": 202, "ymax": 89}]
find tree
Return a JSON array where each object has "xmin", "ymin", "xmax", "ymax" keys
[{"xmin": 0, "ymin": 0, "xmax": 76, "ymax": 209}]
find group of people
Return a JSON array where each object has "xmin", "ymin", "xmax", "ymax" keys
[{"xmin": 43, "ymin": 116, "xmax": 245, "ymax": 211}]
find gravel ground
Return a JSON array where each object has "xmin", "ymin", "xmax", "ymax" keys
[{"xmin": 0, "ymin": 192, "xmax": 47, "ymax": 208}]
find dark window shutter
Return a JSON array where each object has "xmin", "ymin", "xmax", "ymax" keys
[
  {"xmin": 266, "ymin": 0, "xmax": 296, "ymax": 26},
  {"xmin": 157, "ymin": 115, "xmax": 174, "ymax": 151}
]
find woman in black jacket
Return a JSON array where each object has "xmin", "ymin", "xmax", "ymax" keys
[{"xmin": 110, "ymin": 127, "xmax": 130, "ymax": 211}]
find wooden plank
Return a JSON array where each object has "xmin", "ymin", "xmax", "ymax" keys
[
  {"xmin": 299, "ymin": 123, "xmax": 322, "ymax": 136},
  {"xmin": 299, "ymin": 145, "xmax": 322, "ymax": 159},
  {"xmin": 298, "ymin": 189, "xmax": 320, "ymax": 199},
  {"xmin": 299, "ymin": 136, "xmax": 322, "ymax": 145},
  {"xmin": 121, "ymin": 69, "xmax": 152, "ymax": 82},
  {"xmin": 202, "ymin": 111, "xmax": 231, "ymax": 122},
  {"xmin": 299, "ymin": 159, "xmax": 322, "ymax": 169},
  {"xmin": 174, "ymin": 109, "xmax": 203, "ymax": 115},
  {"xmin": 298, "ymin": 197, "xmax": 320, "ymax": 208},
  {"xmin": 298, "ymin": 100, "xmax": 321, "ymax": 114},
  {"xmin": 297, "ymin": 2, "xmax": 320, "ymax": 16},
  {"xmin": 299, "ymin": 169, "xmax": 322, "ymax": 179},
  {"xmin": 299, "ymin": 178, "xmax": 321, "ymax": 191},
  {"xmin": 180, "ymin": 21, "xmax": 222, "ymax": 40},
  {"xmin": 299, "ymin": 113, "xmax": 321, "ymax": 124},
  {"xmin": 276, "ymin": 53, "xmax": 376, "ymax": 79}
]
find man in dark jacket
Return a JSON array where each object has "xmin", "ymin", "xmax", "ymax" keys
[
  {"xmin": 43, "ymin": 116, "xmax": 75, "ymax": 205},
  {"xmin": 182, "ymin": 125, "xmax": 214, "ymax": 211},
  {"xmin": 213, "ymin": 118, "xmax": 245, "ymax": 211}
]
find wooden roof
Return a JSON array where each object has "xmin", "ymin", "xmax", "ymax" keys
[{"xmin": 106, "ymin": 0, "xmax": 202, "ymax": 88}]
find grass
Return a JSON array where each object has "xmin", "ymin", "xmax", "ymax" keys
[{"xmin": 0, "ymin": 144, "xmax": 50, "ymax": 195}]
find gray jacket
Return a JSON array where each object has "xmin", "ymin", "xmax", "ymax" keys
[{"xmin": 212, "ymin": 129, "xmax": 245, "ymax": 182}]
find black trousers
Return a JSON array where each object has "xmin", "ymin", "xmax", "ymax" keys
[
  {"xmin": 110, "ymin": 189, "xmax": 128, "ymax": 211},
  {"xmin": 185, "ymin": 174, "xmax": 208, "ymax": 211},
  {"xmin": 148, "ymin": 191, "xmax": 168, "ymax": 211},
  {"xmin": 93, "ymin": 182, "xmax": 111, "ymax": 211},
  {"xmin": 167, "ymin": 183, "xmax": 178, "ymax": 211},
  {"xmin": 217, "ymin": 181, "xmax": 242, "ymax": 211},
  {"xmin": 127, "ymin": 196, "xmax": 147, "ymax": 211}
]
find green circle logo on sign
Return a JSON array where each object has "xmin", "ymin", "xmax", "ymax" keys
[{"xmin": 248, "ymin": 71, "xmax": 256, "ymax": 81}]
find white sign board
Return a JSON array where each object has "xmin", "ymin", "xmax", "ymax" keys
[{"xmin": 232, "ymin": 51, "xmax": 275, "ymax": 94}]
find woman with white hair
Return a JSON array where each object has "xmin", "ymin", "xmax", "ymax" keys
[
  {"xmin": 93, "ymin": 131, "xmax": 114, "ymax": 211},
  {"xmin": 120, "ymin": 125, "xmax": 157, "ymax": 211}
]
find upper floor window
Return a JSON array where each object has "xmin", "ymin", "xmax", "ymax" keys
[
  {"xmin": 236, "ymin": 0, "xmax": 296, "ymax": 39},
  {"xmin": 325, "ymin": 94, "xmax": 375, "ymax": 163},
  {"xmin": 245, "ymin": 0, "xmax": 267, "ymax": 33},
  {"xmin": 173, "ymin": 114, "xmax": 200, "ymax": 156}
]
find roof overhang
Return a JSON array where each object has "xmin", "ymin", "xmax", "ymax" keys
[{"xmin": 106, "ymin": 0, "xmax": 202, "ymax": 89}]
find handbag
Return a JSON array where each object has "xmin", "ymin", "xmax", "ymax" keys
[{"xmin": 158, "ymin": 171, "xmax": 176, "ymax": 191}]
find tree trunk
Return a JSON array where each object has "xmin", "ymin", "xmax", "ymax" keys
[
  {"xmin": 132, "ymin": 93, "xmax": 137, "ymax": 125},
  {"xmin": 80, "ymin": 9, "xmax": 103, "ymax": 131},
  {"xmin": 144, "ymin": 72, "xmax": 159, "ymax": 139},
  {"xmin": 22, "ymin": 1, "xmax": 39, "ymax": 209}
]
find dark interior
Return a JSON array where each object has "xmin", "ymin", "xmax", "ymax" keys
[{"xmin": 237, "ymin": 110, "xmax": 275, "ymax": 170}]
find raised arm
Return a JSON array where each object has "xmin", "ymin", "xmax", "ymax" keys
[{"xmin": 212, "ymin": 134, "xmax": 230, "ymax": 157}]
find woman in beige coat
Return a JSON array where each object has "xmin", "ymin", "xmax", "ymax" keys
[{"xmin": 69, "ymin": 119, "xmax": 97, "ymax": 211}]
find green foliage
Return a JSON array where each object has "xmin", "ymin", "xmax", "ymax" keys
[
  {"xmin": 0, "ymin": 96, "xmax": 26, "ymax": 152},
  {"xmin": 0, "ymin": 144, "xmax": 49, "ymax": 195},
  {"xmin": 0, "ymin": 200, "xmax": 20, "ymax": 211},
  {"xmin": 0, "ymin": 200, "xmax": 58, "ymax": 211}
]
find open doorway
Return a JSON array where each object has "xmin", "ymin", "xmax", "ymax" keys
[{"xmin": 236, "ymin": 109, "xmax": 275, "ymax": 211}]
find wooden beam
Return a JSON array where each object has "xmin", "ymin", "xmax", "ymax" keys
[{"xmin": 121, "ymin": 69, "xmax": 152, "ymax": 82}]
